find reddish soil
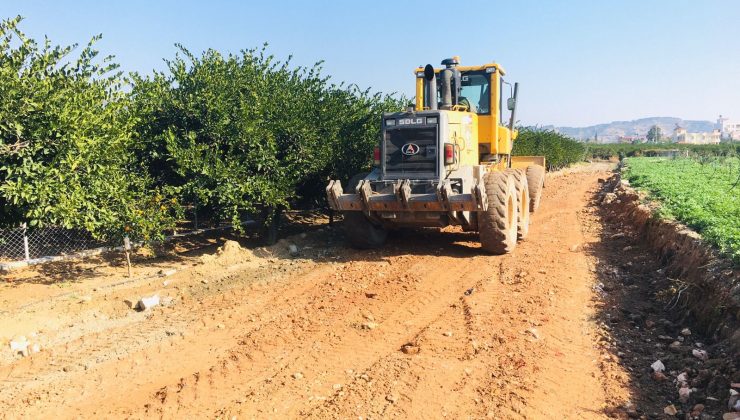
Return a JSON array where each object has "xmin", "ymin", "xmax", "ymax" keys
[{"xmin": 0, "ymin": 162, "xmax": 734, "ymax": 418}]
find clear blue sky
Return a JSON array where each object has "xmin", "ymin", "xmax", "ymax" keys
[{"xmin": 2, "ymin": 0, "xmax": 739, "ymax": 126}]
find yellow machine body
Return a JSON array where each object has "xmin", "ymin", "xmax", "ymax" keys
[
  {"xmin": 414, "ymin": 62, "xmax": 516, "ymax": 159},
  {"xmin": 326, "ymin": 57, "xmax": 546, "ymax": 230},
  {"xmin": 326, "ymin": 57, "xmax": 549, "ymax": 252}
]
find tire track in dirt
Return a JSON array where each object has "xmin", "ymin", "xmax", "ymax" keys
[
  {"xmin": 308, "ymin": 165, "xmax": 626, "ymax": 419},
  {"xmin": 153, "ymin": 253, "xmax": 490, "ymax": 418},
  {"xmin": 3, "ymin": 239, "xmax": 488, "ymax": 417},
  {"xmin": 0, "ymin": 262, "xmax": 334, "ymax": 416}
]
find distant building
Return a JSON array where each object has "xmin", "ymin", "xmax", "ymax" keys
[
  {"xmin": 718, "ymin": 115, "xmax": 740, "ymax": 140},
  {"xmin": 618, "ymin": 135, "xmax": 646, "ymax": 144},
  {"xmin": 672, "ymin": 125, "xmax": 721, "ymax": 144}
]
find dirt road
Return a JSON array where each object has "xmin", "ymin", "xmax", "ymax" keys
[{"xmin": 0, "ymin": 163, "xmax": 643, "ymax": 418}]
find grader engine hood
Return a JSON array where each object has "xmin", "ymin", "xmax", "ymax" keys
[
  {"xmin": 379, "ymin": 110, "xmax": 478, "ymax": 180},
  {"xmin": 381, "ymin": 111, "xmax": 442, "ymax": 180}
]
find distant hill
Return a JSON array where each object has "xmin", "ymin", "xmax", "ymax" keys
[{"xmin": 543, "ymin": 117, "xmax": 717, "ymax": 142}]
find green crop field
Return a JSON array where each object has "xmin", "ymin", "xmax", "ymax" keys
[{"xmin": 623, "ymin": 157, "xmax": 740, "ymax": 263}]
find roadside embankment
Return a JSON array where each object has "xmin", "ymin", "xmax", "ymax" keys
[{"xmin": 600, "ymin": 173, "xmax": 739, "ymax": 351}]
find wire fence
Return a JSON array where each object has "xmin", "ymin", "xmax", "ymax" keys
[
  {"xmin": 0, "ymin": 208, "xmax": 230, "ymax": 266},
  {"xmin": 0, "ymin": 225, "xmax": 108, "ymax": 262}
]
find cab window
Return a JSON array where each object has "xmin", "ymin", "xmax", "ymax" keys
[{"xmin": 459, "ymin": 71, "xmax": 490, "ymax": 115}]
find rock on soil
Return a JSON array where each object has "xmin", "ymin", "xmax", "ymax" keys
[
  {"xmin": 400, "ymin": 343, "xmax": 420, "ymax": 355},
  {"xmin": 8, "ymin": 336, "xmax": 40, "ymax": 358},
  {"xmin": 650, "ymin": 360, "xmax": 665, "ymax": 373},
  {"xmin": 652, "ymin": 371, "xmax": 667, "ymax": 382},
  {"xmin": 9, "ymin": 337, "xmax": 28, "ymax": 356},
  {"xmin": 691, "ymin": 349, "xmax": 708, "ymax": 361},
  {"xmin": 137, "ymin": 295, "xmax": 160, "ymax": 311},
  {"xmin": 678, "ymin": 386, "xmax": 691, "ymax": 403}
]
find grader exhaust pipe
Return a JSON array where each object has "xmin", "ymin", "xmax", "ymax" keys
[{"xmin": 423, "ymin": 64, "xmax": 437, "ymax": 111}]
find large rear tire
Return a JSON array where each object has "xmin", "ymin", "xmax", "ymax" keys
[
  {"xmin": 526, "ymin": 165, "xmax": 545, "ymax": 212},
  {"xmin": 506, "ymin": 169, "xmax": 530, "ymax": 240},
  {"xmin": 479, "ymin": 172, "xmax": 518, "ymax": 254},
  {"xmin": 343, "ymin": 173, "xmax": 387, "ymax": 249}
]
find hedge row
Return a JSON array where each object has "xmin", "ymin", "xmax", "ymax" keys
[
  {"xmin": 512, "ymin": 127, "xmax": 586, "ymax": 170},
  {"xmin": 586, "ymin": 142, "xmax": 740, "ymax": 160},
  {"xmin": 0, "ymin": 17, "xmax": 405, "ymax": 242}
]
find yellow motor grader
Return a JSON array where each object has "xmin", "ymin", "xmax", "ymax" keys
[{"xmin": 326, "ymin": 57, "xmax": 545, "ymax": 254}]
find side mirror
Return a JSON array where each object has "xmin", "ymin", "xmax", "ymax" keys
[{"xmin": 508, "ymin": 82, "xmax": 519, "ymax": 131}]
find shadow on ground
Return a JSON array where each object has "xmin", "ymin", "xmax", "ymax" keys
[
  {"xmin": 583, "ymin": 179, "xmax": 738, "ymax": 419},
  {"xmin": 4, "ymin": 229, "xmax": 259, "ymax": 286}
]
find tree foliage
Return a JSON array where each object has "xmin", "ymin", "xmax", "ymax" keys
[
  {"xmin": 0, "ymin": 17, "xmax": 405, "ymax": 239},
  {"xmin": 0, "ymin": 16, "xmax": 175, "ymax": 241},
  {"xmin": 646, "ymin": 125, "xmax": 663, "ymax": 143},
  {"xmin": 0, "ymin": 16, "xmax": 406, "ymax": 241},
  {"xmin": 512, "ymin": 127, "xmax": 586, "ymax": 170},
  {"xmin": 586, "ymin": 142, "xmax": 739, "ymax": 161},
  {"xmin": 130, "ymin": 45, "xmax": 405, "ymax": 228}
]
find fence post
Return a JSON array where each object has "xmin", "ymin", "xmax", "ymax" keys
[
  {"xmin": 22, "ymin": 223, "xmax": 30, "ymax": 261},
  {"xmin": 123, "ymin": 235, "xmax": 132, "ymax": 277},
  {"xmin": 194, "ymin": 202, "xmax": 199, "ymax": 230}
]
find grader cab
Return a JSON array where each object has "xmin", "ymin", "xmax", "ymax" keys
[{"xmin": 326, "ymin": 57, "xmax": 546, "ymax": 254}]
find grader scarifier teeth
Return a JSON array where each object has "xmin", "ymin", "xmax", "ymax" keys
[
  {"xmin": 326, "ymin": 180, "xmax": 343, "ymax": 210},
  {"xmin": 472, "ymin": 179, "xmax": 487, "ymax": 211},
  {"xmin": 325, "ymin": 179, "xmax": 486, "ymax": 213},
  {"xmin": 395, "ymin": 180, "xmax": 412, "ymax": 210}
]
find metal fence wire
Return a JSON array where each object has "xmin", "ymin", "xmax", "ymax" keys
[
  {"xmin": 0, "ymin": 225, "xmax": 108, "ymax": 262},
  {"xmin": 0, "ymin": 208, "xmax": 227, "ymax": 264},
  {"xmin": 0, "ymin": 227, "xmax": 25, "ymax": 261}
]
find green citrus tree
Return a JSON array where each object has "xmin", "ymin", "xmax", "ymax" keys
[
  {"xmin": 130, "ymin": 45, "xmax": 405, "ymax": 230},
  {"xmin": 0, "ymin": 16, "xmax": 176, "ymax": 242}
]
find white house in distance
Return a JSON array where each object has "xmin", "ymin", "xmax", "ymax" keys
[
  {"xmin": 672, "ymin": 125, "xmax": 721, "ymax": 144},
  {"xmin": 717, "ymin": 115, "xmax": 740, "ymax": 140},
  {"xmin": 672, "ymin": 115, "xmax": 740, "ymax": 144}
]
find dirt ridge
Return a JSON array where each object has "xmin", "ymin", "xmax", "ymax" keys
[{"xmin": 601, "ymin": 173, "xmax": 740, "ymax": 351}]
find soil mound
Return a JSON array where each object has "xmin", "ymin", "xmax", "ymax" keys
[{"xmin": 200, "ymin": 240, "xmax": 254, "ymax": 266}]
